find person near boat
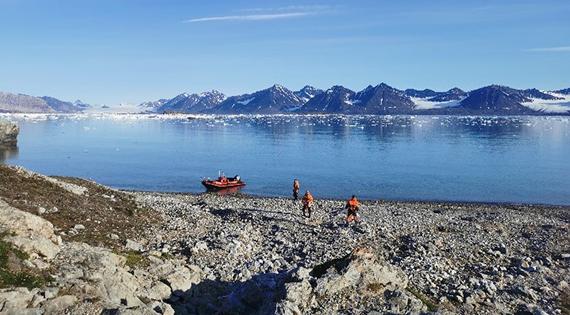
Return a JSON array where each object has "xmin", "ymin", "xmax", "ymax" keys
[
  {"xmin": 293, "ymin": 179, "xmax": 300, "ymax": 200},
  {"xmin": 346, "ymin": 195, "xmax": 360, "ymax": 223},
  {"xmin": 302, "ymin": 191, "xmax": 314, "ymax": 218}
]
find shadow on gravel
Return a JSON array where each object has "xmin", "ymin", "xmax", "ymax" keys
[
  {"xmin": 165, "ymin": 271, "xmax": 290, "ymax": 314},
  {"xmin": 209, "ymin": 207, "xmax": 314, "ymax": 228}
]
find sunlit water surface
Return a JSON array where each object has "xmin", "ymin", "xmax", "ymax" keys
[{"xmin": 1, "ymin": 114, "xmax": 569, "ymax": 205}]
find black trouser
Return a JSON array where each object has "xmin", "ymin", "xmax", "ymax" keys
[
  {"xmin": 303, "ymin": 204, "xmax": 311, "ymax": 217},
  {"xmin": 293, "ymin": 190, "xmax": 299, "ymax": 200}
]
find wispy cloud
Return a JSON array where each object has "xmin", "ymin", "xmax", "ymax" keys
[
  {"xmin": 239, "ymin": 5, "xmax": 333, "ymax": 13},
  {"xmin": 184, "ymin": 12, "xmax": 311, "ymax": 23},
  {"xmin": 184, "ymin": 4, "xmax": 335, "ymax": 23},
  {"xmin": 525, "ymin": 46, "xmax": 570, "ymax": 52}
]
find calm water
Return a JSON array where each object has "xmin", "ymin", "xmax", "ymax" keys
[{"xmin": 1, "ymin": 114, "xmax": 570, "ymax": 205}]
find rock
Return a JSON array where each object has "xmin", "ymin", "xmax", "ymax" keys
[
  {"xmin": 0, "ymin": 199, "xmax": 60, "ymax": 259},
  {"xmin": 512, "ymin": 285, "xmax": 539, "ymax": 301},
  {"xmin": 0, "ymin": 119, "xmax": 19, "ymax": 146},
  {"xmin": 74, "ymin": 224, "xmax": 85, "ymax": 230},
  {"xmin": 192, "ymin": 241, "xmax": 209, "ymax": 253},
  {"xmin": 43, "ymin": 287, "xmax": 60, "ymax": 299},
  {"xmin": 383, "ymin": 289, "xmax": 427, "ymax": 314},
  {"xmin": 109, "ymin": 233, "xmax": 120, "ymax": 240},
  {"xmin": 151, "ymin": 301, "xmax": 175, "ymax": 315},
  {"xmin": 313, "ymin": 247, "xmax": 408, "ymax": 297},
  {"xmin": 162, "ymin": 266, "xmax": 202, "ymax": 294},
  {"xmin": 53, "ymin": 242, "xmax": 143, "ymax": 308},
  {"xmin": 276, "ymin": 280, "xmax": 314, "ymax": 314},
  {"xmin": 41, "ymin": 295, "xmax": 77, "ymax": 314},
  {"xmin": 138, "ymin": 281, "xmax": 172, "ymax": 301},
  {"xmin": 0, "ymin": 288, "xmax": 34, "ymax": 312},
  {"xmin": 125, "ymin": 239, "xmax": 144, "ymax": 252},
  {"xmin": 37, "ymin": 207, "xmax": 46, "ymax": 215}
]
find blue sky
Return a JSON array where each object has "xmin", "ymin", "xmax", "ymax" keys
[{"xmin": 0, "ymin": 0, "xmax": 569, "ymax": 105}]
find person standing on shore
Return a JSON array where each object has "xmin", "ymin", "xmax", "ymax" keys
[
  {"xmin": 302, "ymin": 190, "xmax": 314, "ymax": 218},
  {"xmin": 293, "ymin": 179, "xmax": 300, "ymax": 200},
  {"xmin": 346, "ymin": 195, "xmax": 360, "ymax": 224}
]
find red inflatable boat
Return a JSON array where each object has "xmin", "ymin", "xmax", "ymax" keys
[{"xmin": 202, "ymin": 173, "xmax": 245, "ymax": 190}]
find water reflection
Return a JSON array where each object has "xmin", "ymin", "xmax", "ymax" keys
[{"xmin": 0, "ymin": 145, "xmax": 18, "ymax": 162}]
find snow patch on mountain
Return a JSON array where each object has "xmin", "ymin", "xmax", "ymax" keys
[
  {"xmin": 521, "ymin": 93, "xmax": 570, "ymax": 113},
  {"xmin": 237, "ymin": 97, "xmax": 255, "ymax": 105},
  {"xmin": 410, "ymin": 97, "xmax": 463, "ymax": 110}
]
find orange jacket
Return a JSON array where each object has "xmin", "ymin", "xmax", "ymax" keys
[
  {"xmin": 303, "ymin": 193, "xmax": 314, "ymax": 204},
  {"xmin": 347, "ymin": 197, "xmax": 359, "ymax": 209},
  {"xmin": 293, "ymin": 180, "xmax": 300, "ymax": 190}
]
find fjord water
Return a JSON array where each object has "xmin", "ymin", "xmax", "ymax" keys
[{"xmin": 1, "ymin": 114, "xmax": 569, "ymax": 205}]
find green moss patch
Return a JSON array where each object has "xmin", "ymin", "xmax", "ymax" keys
[{"xmin": 0, "ymin": 238, "xmax": 50, "ymax": 289}]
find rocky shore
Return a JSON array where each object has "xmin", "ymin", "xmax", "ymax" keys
[
  {"xmin": 0, "ymin": 120, "xmax": 18, "ymax": 147},
  {"xmin": 0, "ymin": 164, "xmax": 568, "ymax": 314}
]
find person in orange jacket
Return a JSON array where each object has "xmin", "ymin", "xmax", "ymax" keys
[
  {"xmin": 293, "ymin": 179, "xmax": 300, "ymax": 200},
  {"xmin": 302, "ymin": 190, "xmax": 314, "ymax": 218},
  {"xmin": 346, "ymin": 195, "xmax": 360, "ymax": 223}
]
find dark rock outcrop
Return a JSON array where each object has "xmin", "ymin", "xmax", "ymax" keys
[
  {"xmin": 301, "ymin": 86, "xmax": 356, "ymax": 113},
  {"xmin": 352, "ymin": 83, "xmax": 416, "ymax": 114},
  {"xmin": 294, "ymin": 85, "xmax": 324, "ymax": 103},
  {"xmin": 212, "ymin": 85, "xmax": 303, "ymax": 114},
  {"xmin": 455, "ymin": 85, "xmax": 537, "ymax": 114},
  {"xmin": 0, "ymin": 120, "xmax": 19, "ymax": 146},
  {"xmin": 404, "ymin": 88, "xmax": 439, "ymax": 98}
]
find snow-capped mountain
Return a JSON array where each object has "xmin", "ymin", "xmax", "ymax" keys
[
  {"xmin": 302, "ymin": 83, "xmax": 416, "ymax": 114},
  {"xmin": 156, "ymin": 90, "xmax": 226, "ymax": 113},
  {"xmin": 211, "ymin": 85, "xmax": 303, "ymax": 114},
  {"xmin": 300, "ymin": 86, "xmax": 355, "ymax": 113},
  {"xmin": 294, "ymin": 85, "xmax": 324, "ymax": 103},
  {"xmin": 554, "ymin": 88, "xmax": 570, "ymax": 95},
  {"xmin": 453, "ymin": 85, "xmax": 535, "ymax": 114},
  {"xmin": 352, "ymin": 83, "xmax": 415, "ymax": 114},
  {"xmin": 2, "ymin": 83, "xmax": 569, "ymax": 115}
]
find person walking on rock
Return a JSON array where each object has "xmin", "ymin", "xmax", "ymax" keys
[
  {"xmin": 293, "ymin": 179, "xmax": 300, "ymax": 200},
  {"xmin": 345, "ymin": 195, "xmax": 360, "ymax": 224},
  {"xmin": 302, "ymin": 190, "xmax": 314, "ymax": 218}
]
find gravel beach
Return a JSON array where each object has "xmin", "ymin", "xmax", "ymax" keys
[
  {"xmin": 0, "ymin": 164, "xmax": 568, "ymax": 314},
  {"xmin": 133, "ymin": 191, "xmax": 570, "ymax": 314}
]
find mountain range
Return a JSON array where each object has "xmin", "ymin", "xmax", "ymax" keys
[
  {"xmin": 141, "ymin": 84, "xmax": 570, "ymax": 116},
  {"xmin": 1, "ymin": 84, "xmax": 569, "ymax": 115},
  {"xmin": 0, "ymin": 92, "xmax": 88, "ymax": 113}
]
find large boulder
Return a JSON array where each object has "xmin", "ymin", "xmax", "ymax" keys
[
  {"xmin": 0, "ymin": 199, "xmax": 61, "ymax": 260},
  {"xmin": 53, "ymin": 242, "xmax": 145, "ymax": 308},
  {"xmin": 0, "ymin": 119, "xmax": 18, "ymax": 146}
]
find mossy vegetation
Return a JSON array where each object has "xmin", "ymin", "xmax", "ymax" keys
[
  {"xmin": 0, "ymin": 237, "xmax": 50, "ymax": 289},
  {"xmin": 0, "ymin": 165, "xmax": 158, "ymax": 250},
  {"xmin": 123, "ymin": 251, "xmax": 150, "ymax": 268}
]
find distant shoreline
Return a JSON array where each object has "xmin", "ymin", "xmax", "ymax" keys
[{"xmin": 2, "ymin": 112, "xmax": 570, "ymax": 117}]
